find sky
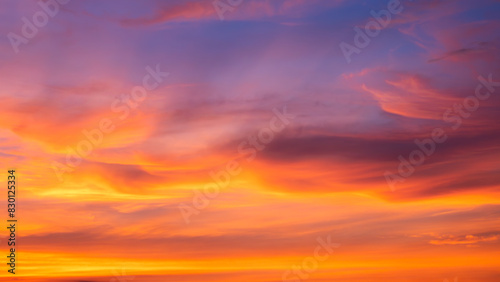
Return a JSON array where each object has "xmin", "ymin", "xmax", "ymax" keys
[{"xmin": 0, "ymin": 0, "xmax": 500, "ymax": 281}]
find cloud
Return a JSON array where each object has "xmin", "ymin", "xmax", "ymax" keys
[{"xmin": 119, "ymin": 1, "xmax": 214, "ymax": 26}]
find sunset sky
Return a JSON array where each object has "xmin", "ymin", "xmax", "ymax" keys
[{"xmin": 1, "ymin": 0, "xmax": 500, "ymax": 281}]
